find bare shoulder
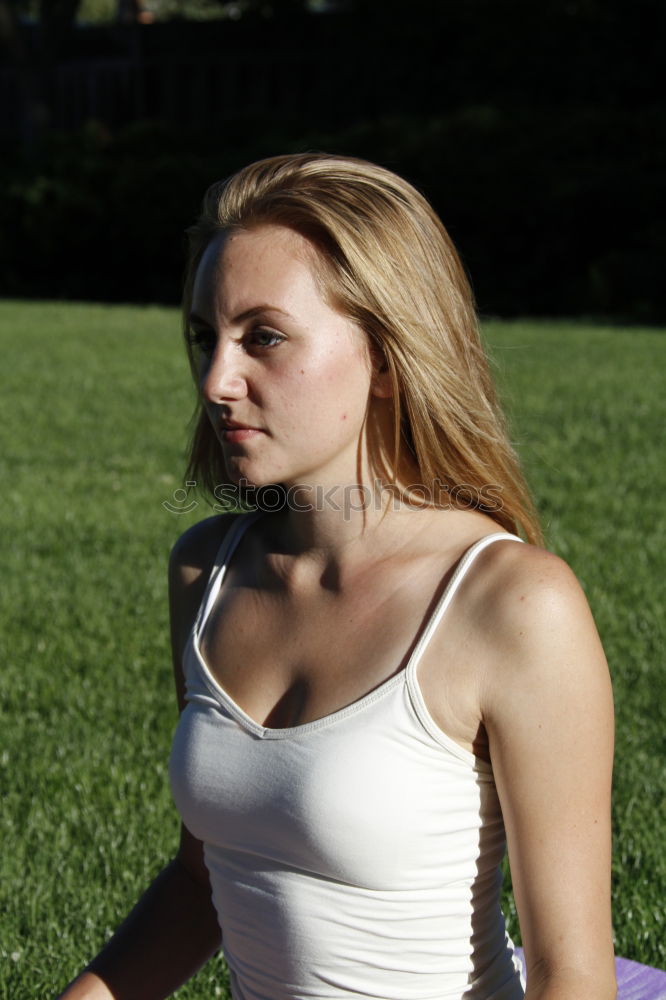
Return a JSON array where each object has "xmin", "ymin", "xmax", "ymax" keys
[
  {"xmin": 471, "ymin": 539, "xmax": 597, "ymax": 642},
  {"xmin": 169, "ymin": 513, "xmax": 241, "ymax": 591},
  {"xmin": 466, "ymin": 539, "xmax": 612, "ymax": 719}
]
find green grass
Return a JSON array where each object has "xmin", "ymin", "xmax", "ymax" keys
[{"xmin": 0, "ymin": 301, "xmax": 664, "ymax": 997}]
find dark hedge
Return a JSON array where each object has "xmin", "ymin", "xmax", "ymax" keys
[{"xmin": 2, "ymin": 107, "xmax": 663, "ymax": 320}]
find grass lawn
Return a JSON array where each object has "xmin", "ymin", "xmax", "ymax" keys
[{"xmin": 0, "ymin": 300, "xmax": 664, "ymax": 997}]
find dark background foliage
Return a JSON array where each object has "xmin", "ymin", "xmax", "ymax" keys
[{"xmin": 0, "ymin": 0, "xmax": 664, "ymax": 319}]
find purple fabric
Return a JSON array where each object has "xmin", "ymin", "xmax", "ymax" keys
[{"xmin": 514, "ymin": 947, "xmax": 666, "ymax": 999}]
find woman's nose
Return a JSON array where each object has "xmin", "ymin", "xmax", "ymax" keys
[{"xmin": 201, "ymin": 343, "xmax": 248, "ymax": 404}]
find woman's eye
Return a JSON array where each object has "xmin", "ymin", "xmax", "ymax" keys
[
  {"xmin": 250, "ymin": 329, "xmax": 284, "ymax": 349},
  {"xmin": 187, "ymin": 329, "xmax": 216, "ymax": 356}
]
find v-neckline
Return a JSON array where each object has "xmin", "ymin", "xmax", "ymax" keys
[{"xmin": 189, "ymin": 511, "xmax": 521, "ymax": 740}]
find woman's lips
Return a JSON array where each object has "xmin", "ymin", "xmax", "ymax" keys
[{"xmin": 221, "ymin": 426, "xmax": 264, "ymax": 443}]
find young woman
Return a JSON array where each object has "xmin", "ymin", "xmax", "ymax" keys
[{"xmin": 59, "ymin": 153, "xmax": 616, "ymax": 1000}]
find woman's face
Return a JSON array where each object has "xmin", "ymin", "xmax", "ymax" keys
[{"xmin": 189, "ymin": 224, "xmax": 382, "ymax": 491}]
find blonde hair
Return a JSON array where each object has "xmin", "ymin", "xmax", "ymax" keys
[{"xmin": 182, "ymin": 152, "xmax": 542, "ymax": 545}]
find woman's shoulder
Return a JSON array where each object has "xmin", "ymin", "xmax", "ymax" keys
[
  {"xmin": 422, "ymin": 509, "xmax": 575, "ymax": 610},
  {"xmin": 467, "ymin": 537, "xmax": 593, "ymax": 645},
  {"xmin": 462, "ymin": 536, "xmax": 611, "ymax": 714},
  {"xmin": 169, "ymin": 512, "xmax": 244, "ymax": 591},
  {"xmin": 423, "ymin": 512, "xmax": 593, "ymax": 663}
]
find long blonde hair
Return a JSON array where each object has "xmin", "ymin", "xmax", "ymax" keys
[{"xmin": 182, "ymin": 152, "xmax": 542, "ymax": 545}]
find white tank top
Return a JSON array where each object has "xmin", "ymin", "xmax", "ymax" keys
[{"xmin": 169, "ymin": 512, "xmax": 526, "ymax": 1000}]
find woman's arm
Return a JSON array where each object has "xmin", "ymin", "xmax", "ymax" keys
[
  {"xmin": 58, "ymin": 834, "xmax": 221, "ymax": 999},
  {"xmin": 481, "ymin": 546, "xmax": 616, "ymax": 1000},
  {"xmin": 57, "ymin": 516, "xmax": 233, "ymax": 999}
]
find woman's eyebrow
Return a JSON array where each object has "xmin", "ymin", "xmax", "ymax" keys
[
  {"xmin": 188, "ymin": 305, "xmax": 291, "ymax": 328},
  {"xmin": 234, "ymin": 304, "xmax": 291, "ymax": 322}
]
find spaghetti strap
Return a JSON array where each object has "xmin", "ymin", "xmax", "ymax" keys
[
  {"xmin": 407, "ymin": 531, "xmax": 523, "ymax": 677},
  {"xmin": 193, "ymin": 510, "xmax": 266, "ymax": 637}
]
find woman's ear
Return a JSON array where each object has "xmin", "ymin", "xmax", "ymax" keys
[{"xmin": 369, "ymin": 347, "xmax": 393, "ymax": 399}]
